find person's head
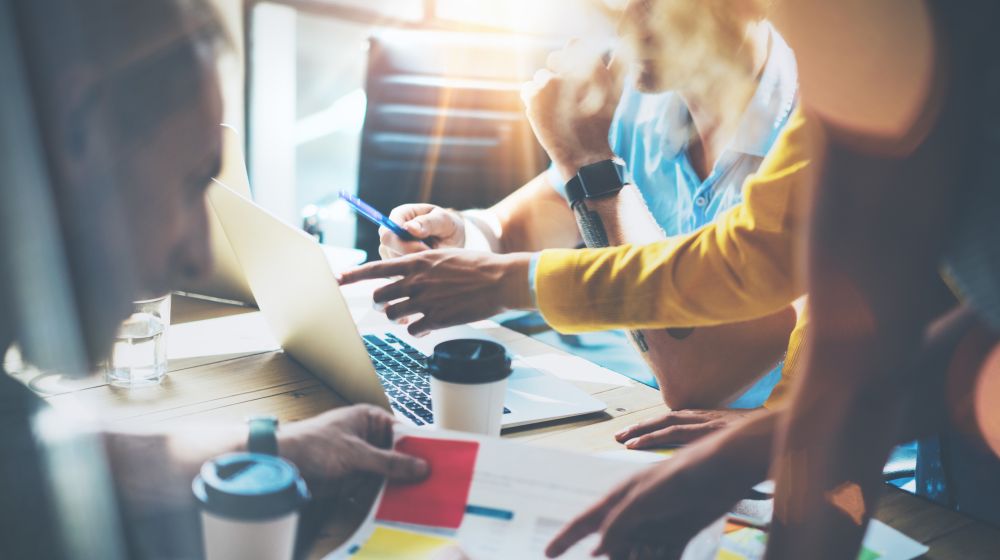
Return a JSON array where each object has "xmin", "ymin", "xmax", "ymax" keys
[
  {"xmin": 15, "ymin": 0, "xmax": 225, "ymax": 366},
  {"xmin": 618, "ymin": 0, "xmax": 769, "ymax": 109}
]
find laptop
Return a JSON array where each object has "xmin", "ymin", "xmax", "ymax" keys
[{"xmin": 206, "ymin": 181, "xmax": 606, "ymax": 428}]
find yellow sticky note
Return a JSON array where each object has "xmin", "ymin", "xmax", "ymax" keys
[{"xmin": 353, "ymin": 526, "xmax": 457, "ymax": 559}]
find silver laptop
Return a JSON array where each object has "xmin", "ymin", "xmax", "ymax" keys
[{"xmin": 206, "ymin": 181, "xmax": 606, "ymax": 428}]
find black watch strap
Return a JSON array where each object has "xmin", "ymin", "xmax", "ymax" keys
[
  {"xmin": 572, "ymin": 200, "xmax": 611, "ymax": 249},
  {"xmin": 247, "ymin": 415, "xmax": 279, "ymax": 456}
]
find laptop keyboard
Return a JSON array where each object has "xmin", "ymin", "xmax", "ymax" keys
[{"xmin": 362, "ymin": 333, "xmax": 510, "ymax": 427}]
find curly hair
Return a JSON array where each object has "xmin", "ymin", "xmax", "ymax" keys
[{"xmin": 619, "ymin": 0, "xmax": 771, "ymax": 127}]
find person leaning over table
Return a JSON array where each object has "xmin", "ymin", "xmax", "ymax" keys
[
  {"xmin": 542, "ymin": 0, "xmax": 1000, "ymax": 559},
  {"xmin": 361, "ymin": 0, "xmax": 802, "ymax": 442},
  {"xmin": 1, "ymin": 1, "xmax": 427, "ymax": 558}
]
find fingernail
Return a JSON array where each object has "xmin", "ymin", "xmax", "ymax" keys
[
  {"xmin": 407, "ymin": 222, "xmax": 424, "ymax": 235},
  {"xmin": 625, "ymin": 438, "xmax": 639, "ymax": 448},
  {"xmin": 412, "ymin": 459, "xmax": 430, "ymax": 478},
  {"xmin": 615, "ymin": 426, "xmax": 633, "ymax": 439}
]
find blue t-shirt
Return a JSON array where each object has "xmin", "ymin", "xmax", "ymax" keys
[{"xmin": 546, "ymin": 25, "xmax": 798, "ymax": 408}]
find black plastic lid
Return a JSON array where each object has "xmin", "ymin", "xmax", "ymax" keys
[
  {"xmin": 428, "ymin": 339, "xmax": 512, "ymax": 384},
  {"xmin": 192, "ymin": 453, "xmax": 309, "ymax": 520}
]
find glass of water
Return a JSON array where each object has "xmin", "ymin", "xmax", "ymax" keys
[{"xmin": 105, "ymin": 294, "xmax": 170, "ymax": 387}]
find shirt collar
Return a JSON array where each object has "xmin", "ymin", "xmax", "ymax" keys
[{"xmin": 726, "ymin": 23, "xmax": 799, "ymax": 158}]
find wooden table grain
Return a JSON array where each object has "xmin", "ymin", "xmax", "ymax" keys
[{"xmin": 37, "ymin": 295, "xmax": 1000, "ymax": 559}]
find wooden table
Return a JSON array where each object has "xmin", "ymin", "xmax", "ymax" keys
[{"xmin": 32, "ymin": 295, "xmax": 1000, "ymax": 558}]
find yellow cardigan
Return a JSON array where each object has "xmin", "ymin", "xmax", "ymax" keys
[{"xmin": 534, "ymin": 110, "xmax": 819, "ymax": 408}]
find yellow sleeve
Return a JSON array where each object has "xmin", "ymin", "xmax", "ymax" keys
[
  {"xmin": 535, "ymin": 110, "xmax": 816, "ymax": 334},
  {"xmin": 764, "ymin": 302, "xmax": 809, "ymax": 409}
]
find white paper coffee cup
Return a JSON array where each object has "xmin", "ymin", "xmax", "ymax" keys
[
  {"xmin": 193, "ymin": 453, "xmax": 310, "ymax": 560},
  {"xmin": 201, "ymin": 510, "xmax": 299, "ymax": 560},
  {"xmin": 429, "ymin": 339, "xmax": 512, "ymax": 437}
]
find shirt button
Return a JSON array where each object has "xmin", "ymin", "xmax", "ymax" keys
[{"xmin": 695, "ymin": 196, "xmax": 708, "ymax": 207}]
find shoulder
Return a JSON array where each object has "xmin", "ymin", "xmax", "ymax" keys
[{"xmin": 770, "ymin": 0, "xmax": 936, "ymax": 146}]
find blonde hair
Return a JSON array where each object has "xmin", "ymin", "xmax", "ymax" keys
[{"xmin": 620, "ymin": 0, "xmax": 770, "ymax": 128}]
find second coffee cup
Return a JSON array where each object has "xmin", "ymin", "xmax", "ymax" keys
[
  {"xmin": 192, "ymin": 453, "xmax": 309, "ymax": 560},
  {"xmin": 428, "ymin": 339, "xmax": 512, "ymax": 436}
]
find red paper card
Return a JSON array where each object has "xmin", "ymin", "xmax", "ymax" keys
[{"xmin": 375, "ymin": 436, "xmax": 479, "ymax": 529}]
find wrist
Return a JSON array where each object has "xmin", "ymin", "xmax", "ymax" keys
[
  {"xmin": 555, "ymin": 149, "xmax": 616, "ymax": 181},
  {"xmin": 498, "ymin": 253, "xmax": 535, "ymax": 310},
  {"xmin": 709, "ymin": 412, "xmax": 777, "ymax": 486},
  {"xmin": 461, "ymin": 210, "xmax": 502, "ymax": 253},
  {"xmin": 246, "ymin": 415, "xmax": 279, "ymax": 456}
]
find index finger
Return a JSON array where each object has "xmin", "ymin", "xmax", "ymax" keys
[
  {"xmin": 337, "ymin": 258, "xmax": 414, "ymax": 285},
  {"xmin": 615, "ymin": 412, "xmax": 707, "ymax": 442},
  {"xmin": 545, "ymin": 484, "xmax": 627, "ymax": 558}
]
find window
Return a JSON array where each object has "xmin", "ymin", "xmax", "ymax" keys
[{"xmin": 247, "ymin": 0, "xmax": 614, "ymax": 251}]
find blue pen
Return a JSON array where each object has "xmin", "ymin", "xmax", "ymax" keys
[{"xmin": 338, "ymin": 191, "xmax": 433, "ymax": 248}]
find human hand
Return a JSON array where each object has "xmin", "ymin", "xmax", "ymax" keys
[
  {"xmin": 337, "ymin": 249, "xmax": 534, "ymax": 336},
  {"xmin": 280, "ymin": 405, "xmax": 429, "ymax": 495},
  {"xmin": 379, "ymin": 204, "xmax": 466, "ymax": 259},
  {"xmin": 521, "ymin": 41, "xmax": 623, "ymax": 180},
  {"xmin": 614, "ymin": 408, "xmax": 763, "ymax": 449},
  {"xmin": 545, "ymin": 440, "xmax": 750, "ymax": 559}
]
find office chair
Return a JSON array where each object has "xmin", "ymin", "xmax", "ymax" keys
[{"xmin": 356, "ymin": 29, "xmax": 555, "ymax": 259}]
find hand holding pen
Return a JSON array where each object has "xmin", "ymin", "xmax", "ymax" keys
[{"xmin": 339, "ymin": 192, "xmax": 436, "ymax": 252}]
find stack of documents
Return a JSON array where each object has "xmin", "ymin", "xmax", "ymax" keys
[{"xmin": 328, "ymin": 430, "xmax": 928, "ymax": 560}]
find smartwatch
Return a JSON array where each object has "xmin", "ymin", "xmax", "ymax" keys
[
  {"xmin": 565, "ymin": 160, "xmax": 626, "ymax": 250},
  {"xmin": 565, "ymin": 159, "xmax": 626, "ymax": 207},
  {"xmin": 247, "ymin": 415, "xmax": 279, "ymax": 456}
]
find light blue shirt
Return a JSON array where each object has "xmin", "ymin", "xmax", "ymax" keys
[{"xmin": 533, "ymin": 25, "xmax": 798, "ymax": 408}]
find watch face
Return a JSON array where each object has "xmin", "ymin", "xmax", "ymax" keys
[{"xmin": 579, "ymin": 160, "xmax": 625, "ymax": 198}]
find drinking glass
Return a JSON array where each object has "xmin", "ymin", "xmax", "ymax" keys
[{"xmin": 105, "ymin": 294, "xmax": 170, "ymax": 387}]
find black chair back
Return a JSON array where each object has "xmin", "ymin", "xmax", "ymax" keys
[{"xmin": 357, "ymin": 29, "xmax": 555, "ymax": 258}]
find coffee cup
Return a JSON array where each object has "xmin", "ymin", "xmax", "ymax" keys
[
  {"xmin": 429, "ymin": 339, "xmax": 512, "ymax": 436},
  {"xmin": 193, "ymin": 453, "xmax": 310, "ymax": 560}
]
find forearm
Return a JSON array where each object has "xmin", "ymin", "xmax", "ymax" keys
[
  {"xmin": 479, "ymin": 172, "xmax": 580, "ymax": 253},
  {"xmin": 648, "ymin": 310, "xmax": 795, "ymax": 409},
  {"xmin": 103, "ymin": 424, "xmax": 245, "ymax": 515},
  {"xmin": 700, "ymin": 409, "xmax": 780, "ymax": 490},
  {"xmin": 103, "ymin": 422, "xmax": 334, "ymax": 516},
  {"xmin": 538, "ymin": 207, "xmax": 800, "ymax": 332}
]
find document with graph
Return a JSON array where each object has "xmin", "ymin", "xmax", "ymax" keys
[
  {"xmin": 325, "ymin": 429, "xmax": 725, "ymax": 559},
  {"xmin": 326, "ymin": 429, "xmax": 927, "ymax": 560}
]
